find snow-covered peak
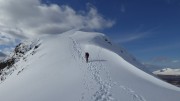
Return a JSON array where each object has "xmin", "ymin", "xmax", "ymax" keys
[
  {"xmin": 0, "ymin": 30, "xmax": 179, "ymax": 101},
  {"xmin": 153, "ymin": 68, "xmax": 180, "ymax": 75}
]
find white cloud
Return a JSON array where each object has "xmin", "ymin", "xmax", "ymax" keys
[
  {"xmin": 0, "ymin": 0, "xmax": 114, "ymax": 37},
  {"xmin": 0, "ymin": 0, "xmax": 114, "ymax": 56},
  {"xmin": 114, "ymin": 26, "xmax": 160, "ymax": 43},
  {"xmin": 114, "ymin": 30, "xmax": 151, "ymax": 43},
  {"xmin": 0, "ymin": 0, "xmax": 114, "ymax": 46},
  {"xmin": 136, "ymin": 42, "xmax": 180, "ymax": 53},
  {"xmin": 115, "ymin": 33, "xmax": 146, "ymax": 43},
  {"xmin": 0, "ymin": 25, "xmax": 25, "ymax": 45}
]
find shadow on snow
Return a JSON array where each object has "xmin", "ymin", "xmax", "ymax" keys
[{"xmin": 89, "ymin": 60, "xmax": 107, "ymax": 63}]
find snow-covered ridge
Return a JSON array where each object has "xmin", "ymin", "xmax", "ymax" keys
[
  {"xmin": 0, "ymin": 39, "xmax": 41, "ymax": 82},
  {"xmin": 0, "ymin": 30, "xmax": 179, "ymax": 101},
  {"xmin": 3, "ymin": 39, "xmax": 40, "ymax": 61},
  {"xmin": 70, "ymin": 31, "xmax": 149, "ymax": 73}
]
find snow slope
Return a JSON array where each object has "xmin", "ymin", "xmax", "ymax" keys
[{"xmin": 0, "ymin": 30, "xmax": 179, "ymax": 101}]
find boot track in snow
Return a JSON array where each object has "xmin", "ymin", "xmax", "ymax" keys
[{"xmin": 69, "ymin": 36, "xmax": 146, "ymax": 101}]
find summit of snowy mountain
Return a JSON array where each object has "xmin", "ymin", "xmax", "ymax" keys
[
  {"xmin": 153, "ymin": 68, "xmax": 180, "ymax": 76},
  {"xmin": 0, "ymin": 30, "xmax": 179, "ymax": 101}
]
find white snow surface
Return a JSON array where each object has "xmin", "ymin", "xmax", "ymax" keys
[
  {"xmin": 153, "ymin": 68, "xmax": 180, "ymax": 75},
  {"xmin": 0, "ymin": 30, "xmax": 179, "ymax": 101}
]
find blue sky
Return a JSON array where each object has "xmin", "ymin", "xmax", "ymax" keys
[
  {"xmin": 0, "ymin": 0, "xmax": 179, "ymax": 68},
  {"xmin": 42, "ymin": 0, "xmax": 180, "ymax": 68}
]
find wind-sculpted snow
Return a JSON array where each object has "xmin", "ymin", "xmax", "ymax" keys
[{"xmin": 0, "ymin": 30, "xmax": 179, "ymax": 101}]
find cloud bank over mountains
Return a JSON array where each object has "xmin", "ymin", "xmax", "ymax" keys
[
  {"xmin": 0, "ymin": 0, "xmax": 114, "ymax": 57},
  {"xmin": 0, "ymin": 0, "xmax": 114, "ymax": 44}
]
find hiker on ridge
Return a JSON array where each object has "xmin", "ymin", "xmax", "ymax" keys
[{"xmin": 85, "ymin": 52, "xmax": 89, "ymax": 63}]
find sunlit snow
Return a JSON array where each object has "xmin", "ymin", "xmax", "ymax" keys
[{"xmin": 0, "ymin": 30, "xmax": 179, "ymax": 101}]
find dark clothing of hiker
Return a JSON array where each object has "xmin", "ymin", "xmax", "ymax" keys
[{"xmin": 85, "ymin": 52, "xmax": 89, "ymax": 63}]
